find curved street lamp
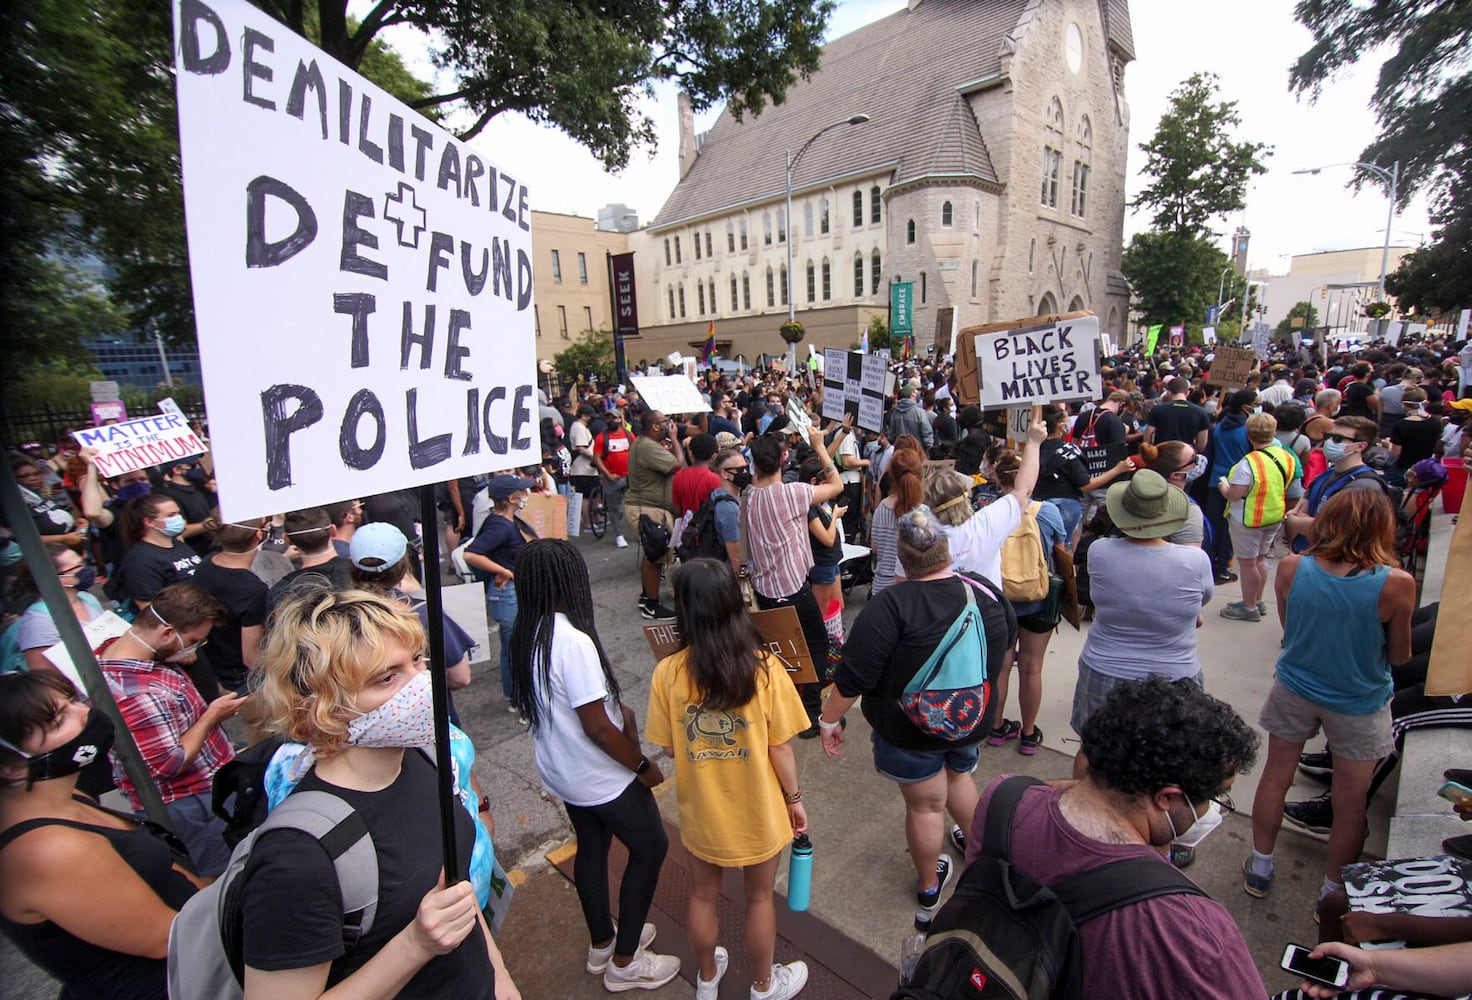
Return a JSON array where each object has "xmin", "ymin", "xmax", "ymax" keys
[
  {"xmin": 785, "ymin": 113, "xmax": 871, "ymax": 374},
  {"xmin": 1292, "ymin": 160, "xmax": 1400, "ymax": 303}
]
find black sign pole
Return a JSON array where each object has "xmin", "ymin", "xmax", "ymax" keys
[
  {"xmin": 417, "ymin": 485, "xmax": 458, "ymax": 880},
  {"xmin": 0, "ymin": 460, "xmax": 176, "ymax": 831}
]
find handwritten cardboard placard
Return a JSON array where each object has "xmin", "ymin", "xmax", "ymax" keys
[
  {"xmin": 72, "ymin": 412, "xmax": 207, "ymax": 478},
  {"xmin": 629, "ymin": 374, "xmax": 710, "ymax": 415},
  {"xmin": 952, "ymin": 311, "xmax": 1096, "ymax": 408},
  {"xmin": 641, "ymin": 605, "xmax": 818, "ymax": 684},
  {"xmin": 173, "ymin": 0, "xmax": 537, "ymax": 518},
  {"xmin": 1205, "ymin": 346, "xmax": 1257, "ymax": 390},
  {"xmin": 518, "ymin": 491, "xmax": 567, "ymax": 540}
]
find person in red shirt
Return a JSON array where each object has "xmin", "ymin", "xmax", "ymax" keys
[
  {"xmin": 595, "ymin": 408, "xmax": 634, "ymax": 549},
  {"xmin": 671, "ymin": 433, "xmax": 722, "ymax": 516}
]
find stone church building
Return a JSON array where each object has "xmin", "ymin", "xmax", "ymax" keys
[{"xmin": 625, "ymin": 0, "xmax": 1134, "ymax": 366}]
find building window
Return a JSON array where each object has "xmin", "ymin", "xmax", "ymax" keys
[
  {"xmin": 697, "ymin": 282, "xmax": 706, "ymax": 314},
  {"xmin": 694, "ymin": 231, "xmax": 702, "ymax": 260},
  {"xmin": 780, "ymin": 265, "xmax": 788, "ymax": 306},
  {"xmin": 854, "ymin": 252, "xmax": 864, "ymax": 296},
  {"xmin": 550, "ymin": 249, "xmax": 562, "ymax": 282},
  {"xmin": 920, "ymin": 272, "xmax": 928, "ymax": 304},
  {"xmin": 971, "ymin": 260, "xmax": 978, "ymax": 298},
  {"xmin": 804, "ymin": 201, "xmax": 814, "ymax": 238},
  {"xmin": 975, "ymin": 201, "xmax": 981, "ymax": 229},
  {"xmin": 763, "ymin": 212, "xmax": 772, "ymax": 246},
  {"xmin": 704, "ymin": 230, "xmax": 712, "ymax": 258},
  {"xmin": 852, "ymin": 190, "xmax": 863, "ymax": 227},
  {"xmin": 742, "ymin": 273, "xmax": 751, "ymax": 309},
  {"xmin": 731, "ymin": 275, "xmax": 739, "ymax": 311},
  {"xmin": 871, "ymin": 185, "xmax": 882, "ymax": 224},
  {"xmin": 668, "ymin": 287, "xmax": 675, "ymax": 318},
  {"xmin": 941, "ymin": 201, "xmax": 953, "ymax": 227},
  {"xmin": 678, "ymin": 284, "xmax": 686, "ymax": 317},
  {"xmin": 820, "ymin": 197, "xmax": 830, "ymax": 235},
  {"xmin": 766, "ymin": 267, "xmax": 775, "ymax": 307},
  {"xmin": 1040, "ymin": 146, "xmax": 1061, "ymax": 207},
  {"xmin": 664, "ymin": 238, "xmax": 671, "ymax": 266},
  {"xmin": 1071, "ymin": 161, "xmax": 1089, "ymax": 218},
  {"xmin": 727, "ymin": 221, "xmax": 735, "ymax": 253},
  {"xmin": 558, "ymin": 304, "xmax": 569, "ymax": 338},
  {"xmin": 709, "ymin": 279, "xmax": 716, "ymax": 315},
  {"xmin": 674, "ymin": 236, "xmax": 683, "ymax": 263},
  {"xmin": 739, "ymin": 218, "xmax": 748, "ymax": 250},
  {"xmin": 577, "ymin": 252, "xmax": 587, "ymax": 283},
  {"xmin": 584, "ymin": 305, "xmax": 593, "ymax": 331},
  {"xmin": 871, "ymin": 249, "xmax": 881, "ymax": 294},
  {"xmin": 821, "ymin": 257, "xmax": 831, "ymax": 300},
  {"xmin": 906, "ymin": 219, "xmax": 916, "ymax": 244},
  {"xmin": 805, "ymin": 260, "xmax": 815, "ymax": 303},
  {"xmin": 777, "ymin": 208, "xmax": 786, "ymax": 243}
]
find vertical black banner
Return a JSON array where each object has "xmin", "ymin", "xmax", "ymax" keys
[{"xmin": 609, "ymin": 252, "xmax": 639, "ymax": 380}]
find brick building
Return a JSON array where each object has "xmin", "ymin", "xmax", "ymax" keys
[{"xmin": 627, "ymin": 0, "xmax": 1135, "ymax": 364}]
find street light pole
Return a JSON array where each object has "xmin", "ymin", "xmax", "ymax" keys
[
  {"xmin": 784, "ymin": 113, "xmax": 871, "ymax": 376},
  {"xmin": 1292, "ymin": 159, "xmax": 1400, "ymax": 303}
]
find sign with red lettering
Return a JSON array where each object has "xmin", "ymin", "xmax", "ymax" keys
[{"xmin": 72, "ymin": 413, "xmax": 207, "ymax": 478}]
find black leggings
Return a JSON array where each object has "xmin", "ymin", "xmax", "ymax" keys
[
  {"xmin": 756, "ymin": 581, "xmax": 827, "ymax": 722},
  {"xmin": 563, "ymin": 779, "xmax": 669, "ymax": 957}
]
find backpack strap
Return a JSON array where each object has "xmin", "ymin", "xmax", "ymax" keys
[
  {"xmin": 252, "ymin": 790, "xmax": 379, "ymax": 946},
  {"xmin": 1051, "ymin": 856, "xmax": 1207, "ymax": 925},
  {"xmin": 979, "ymin": 775, "xmax": 1046, "ymax": 862}
]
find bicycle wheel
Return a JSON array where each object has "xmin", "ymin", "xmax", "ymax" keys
[{"xmin": 588, "ymin": 483, "xmax": 608, "ymax": 538}]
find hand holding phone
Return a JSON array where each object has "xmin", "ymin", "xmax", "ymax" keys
[
  {"xmin": 1438, "ymin": 781, "xmax": 1472, "ymax": 807},
  {"xmin": 1281, "ymin": 943, "xmax": 1350, "ymax": 990}
]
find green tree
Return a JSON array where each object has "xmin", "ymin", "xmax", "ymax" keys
[
  {"xmin": 866, "ymin": 315, "xmax": 891, "ymax": 352},
  {"xmin": 1275, "ymin": 300, "xmax": 1320, "ymax": 339},
  {"xmin": 1130, "ymin": 73, "xmax": 1272, "ymax": 238},
  {"xmin": 1122, "ymin": 232, "xmax": 1230, "ymax": 330},
  {"xmin": 554, "ymin": 328, "xmax": 615, "ymax": 380}
]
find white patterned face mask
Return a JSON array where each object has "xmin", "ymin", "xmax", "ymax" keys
[{"xmin": 346, "ymin": 668, "xmax": 434, "ymax": 749}]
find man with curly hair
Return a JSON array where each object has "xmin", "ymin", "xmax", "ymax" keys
[{"xmin": 964, "ymin": 677, "xmax": 1263, "ymax": 997}]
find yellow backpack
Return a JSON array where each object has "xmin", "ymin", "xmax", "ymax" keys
[{"xmin": 1001, "ymin": 501, "xmax": 1050, "ymax": 602}]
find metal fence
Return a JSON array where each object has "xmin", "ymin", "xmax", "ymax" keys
[{"xmin": 2, "ymin": 402, "xmax": 209, "ymax": 453}]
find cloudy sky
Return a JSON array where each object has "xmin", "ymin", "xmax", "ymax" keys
[{"xmin": 378, "ymin": 0, "xmax": 1432, "ymax": 278}]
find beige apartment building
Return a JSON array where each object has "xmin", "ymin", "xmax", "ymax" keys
[
  {"xmin": 530, "ymin": 211, "xmax": 630, "ymax": 362},
  {"xmin": 1262, "ymin": 246, "xmax": 1413, "ymax": 337}
]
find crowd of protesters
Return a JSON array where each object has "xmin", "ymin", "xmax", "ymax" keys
[{"xmin": 1, "ymin": 327, "xmax": 1471, "ymax": 999}]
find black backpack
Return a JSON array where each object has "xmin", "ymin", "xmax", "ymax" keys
[
  {"xmin": 211, "ymin": 734, "xmax": 285, "ymax": 848},
  {"xmin": 677, "ymin": 492, "xmax": 737, "ymax": 562},
  {"xmin": 891, "ymin": 776, "xmax": 1206, "ymax": 1000}
]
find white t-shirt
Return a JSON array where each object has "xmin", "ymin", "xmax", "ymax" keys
[
  {"xmin": 530, "ymin": 613, "xmax": 634, "ymax": 807},
  {"xmin": 941, "ymin": 494, "xmax": 1022, "ymax": 585},
  {"xmin": 836, "ymin": 432, "xmax": 862, "ymax": 485},
  {"xmin": 568, "ymin": 420, "xmax": 597, "ymax": 477}
]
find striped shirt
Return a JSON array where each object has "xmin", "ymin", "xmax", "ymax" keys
[
  {"xmin": 746, "ymin": 481, "xmax": 815, "ymax": 599},
  {"xmin": 100, "ymin": 656, "xmax": 234, "ymax": 809}
]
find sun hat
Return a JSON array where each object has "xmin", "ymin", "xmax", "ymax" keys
[
  {"xmin": 1105, "ymin": 469, "xmax": 1189, "ymax": 539},
  {"xmin": 349, "ymin": 521, "xmax": 408, "ymax": 571},
  {"xmin": 486, "ymin": 474, "xmax": 537, "ymax": 500}
]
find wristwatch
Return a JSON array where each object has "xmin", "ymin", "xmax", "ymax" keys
[{"xmin": 633, "ymin": 757, "xmax": 651, "ymax": 776}]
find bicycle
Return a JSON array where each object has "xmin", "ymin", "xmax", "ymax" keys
[{"xmin": 585, "ymin": 478, "xmax": 608, "ymax": 539}]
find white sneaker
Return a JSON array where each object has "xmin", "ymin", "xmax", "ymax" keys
[
  {"xmin": 751, "ymin": 961, "xmax": 808, "ymax": 1000},
  {"xmin": 614, "ymin": 534, "xmax": 628, "ymax": 548},
  {"xmin": 586, "ymin": 922, "xmax": 658, "ymax": 974},
  {"xmin": 602, "ymin": 948, "xmax": 681, "ymax": 992},
  {"xmin": 695, "ymin": 946, "xmax": 729, "ymax": 1000}
]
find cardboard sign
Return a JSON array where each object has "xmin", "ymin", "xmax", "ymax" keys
[
  {"xmin": 1081, "ymin": 441, "xmax": 1127, "ymax": 479},
  {"xmin": 966, "ymin": 313, "xmax": 1100, "ymax": 409},
  {"xmin": 629, "ymin": 374, "xmax": 710, "ymax": 415},
  {"xmin": 72, "ymin": 412, "xmax": 207, "ymax": 478},
  {"xmin": 89, "ymin": 401, "xmax": 128, "ymax": 426},
  {"xmin": 90, "ymin": 380, "xmax": 121, "ymax": 402},
  {"xmin": 641, "ymin": 605, "xmax": 818, "ymax": 684},
  {"xmin": 518, "ymin": 491, "xmax": 567, "ymax": 540},
  {"xmin": 173, "ymin": 0, "xmax": 537, "ymax": 519},
  {"xmin": 820, "ymin": 349, "xmax": 887, "ymax": 432},
  {"xmin": 1205, "ymin": 346, "xmax": 1257, "ymax": 390}
]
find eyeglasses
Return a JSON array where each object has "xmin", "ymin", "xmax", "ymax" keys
[
  {"xmin": 1210, "ymin": 792, "xmax": 1236, "ymax": 815},
  {"xmin": 721, "ymin": 465, "xmax": 747, "ymax": 473}
]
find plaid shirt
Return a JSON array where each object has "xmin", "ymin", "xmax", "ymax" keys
[{"xmin": 100, "ymin": 656, "xmax": 234, "ymax": 809}]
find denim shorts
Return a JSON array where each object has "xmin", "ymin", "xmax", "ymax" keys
[
  {"xmin": 870, "ymin": 730, "xmax": 979, "ymax": 784},
  {"xmin": 809, "ymin": 563, "xmax": 840, "ymax": 586}
]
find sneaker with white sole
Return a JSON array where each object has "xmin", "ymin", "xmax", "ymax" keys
[
  {"xmin": 586, "ymin": 922, "xmax": 658, "ymax": 974},
  {"xmin": 751, "ymin": 961, "xmax": 808, "ymax": 1000},
  {"xmin": 695, "ymin": 946, "xmax": 729, "ymax": 1000},
  {"xmin": 916, "ymin": 854, "xmax": 953, "ymax": 911},
  {"xmin": 602, "ymin": 948, "xmax": 681, "ymax": 992},
  {"xmin": 638, "ymin": 596, "xmax": 676, "ymax": 620},
  {"xmin": 1219, "ymin": 601, "xmax": 1261, "ymax": 622},
  {"xmin": 948, "ymin": 824, "xmax": 966, "ymax": 854},
  {"xmin": 614, "ymin": 534, "xmax": 628, "ymax": 548}
]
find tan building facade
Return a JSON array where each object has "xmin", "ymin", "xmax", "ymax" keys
[
  {"xmin": 530, "ymin": 211, "xmax": 629, "ymax": 362},
  {"xmin": 1262, "ymin": 246, "xmax": 1413, "ymax": 336},
  {"xmin": 631, "ymin": 0, "xmax": 1135, "ymax": 364}
]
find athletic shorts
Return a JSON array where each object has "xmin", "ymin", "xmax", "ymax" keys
[{"xmin": 1258, "ymin": 679, "xmax": 1393, "ymax": 760}]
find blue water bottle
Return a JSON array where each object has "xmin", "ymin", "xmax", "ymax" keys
[{"xmin": 787, "ymin": 834, "xmax": 813, "ymax": 911}]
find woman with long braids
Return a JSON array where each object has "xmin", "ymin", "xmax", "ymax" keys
[
  {"xmin": 508, "ymin": 539, "xmax": 680, "ymax": 993},
  {"xmin": 646, "ymin": 558, "xmax": 811, "ymax": 1000}
]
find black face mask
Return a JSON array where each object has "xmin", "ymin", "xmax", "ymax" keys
[
  {"xmin": 5, "ymin": 706, "xmax": 115, "ymax": 789},
  {"xmin": 731, "ymin": 471, "xmax": 753, "ymax": 489}
]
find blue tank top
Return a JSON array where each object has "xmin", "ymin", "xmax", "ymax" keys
[{"xmin": 1276, "ymin": 558, "xmax": 1391, "ymax": 715}]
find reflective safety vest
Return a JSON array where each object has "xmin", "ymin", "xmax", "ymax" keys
[{"xmin": 1239, "ymin": 445, "xmax": 1295, "ymax": 527}]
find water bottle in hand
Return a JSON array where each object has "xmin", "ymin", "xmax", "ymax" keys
[{"xmin": 787, "ymin": 834, "xmax": 813, "ymax": 911}]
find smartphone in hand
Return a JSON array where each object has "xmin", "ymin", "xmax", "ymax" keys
[
  {"xmin": 1438, "ymin": 781, "xmax": 1472, "ymax": 807},
  {"xmin": 1280, "ymin": 944, "xmax": 1350, "ymax": 989}
]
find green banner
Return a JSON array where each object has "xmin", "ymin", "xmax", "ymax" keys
[
  {"xmin": 1145, "ymin": 324, "xmax": 1163, "ymax": 354},
  {"xmin": 890, "ymin": 281, "xmax": 914, "ymax": 336}
]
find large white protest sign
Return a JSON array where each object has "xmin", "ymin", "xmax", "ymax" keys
[
  {"xmin": 821, "ymin": 349, "xmax": 887, "ymax": 431},
  {"xmin": 173, "ymin": 0, "xmax": 537, "ymax": 518},
  {"xmin": 972, "ymin": 314, "xmax": 1100, "ymax": 409},
  {"xmin": 629, "ymin": 374, "xmax": 710, "ymax": 414},
  {"xmin": 72, "ymin": 413, "xmax": 207, "ymax": 478}
]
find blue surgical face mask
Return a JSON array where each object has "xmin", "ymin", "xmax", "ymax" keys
[
  {"xmin": 1321, "ymin": 439, "xmax": 1348, "ymax": 463},
  {"xmin": 159, "ymin": 514, "xmax": 187, "ymax": 537}
]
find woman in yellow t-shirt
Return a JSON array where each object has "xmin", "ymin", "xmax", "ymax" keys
[{"xmin": 646, "ymin": 559, "xmax": 811, "ymax": 1000}]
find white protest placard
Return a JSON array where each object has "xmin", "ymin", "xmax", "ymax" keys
[
  {"xmin": 972, "ymin": 314, "xmax": 1100, "ymax": 409},
  {"xmin": 72, "ymin": 413, "xmax": 208, "ymax": 478},
  {"xmin": 158, "ymin": 397, "xmax": 184, "ymax": 418},
  {"xmin": 173, "ymin": 0, "xmax": 537, "ymax": 518},
  {"xmin": 44, "ymin": 611, "xmax": 131, "ymax": 691},
  {"xmin": 820, "ymin": 349, "xmax": 887, "ymax": 431},
  {"xmin": 1202, "ymin": 326, "xmax": 1217, "ymax": 345},
  {"xmin": 90, "ymin": 381, "xmax": 121, "ymax": 403},
  {"xmin": 90, "ymin": 401, "xmax": 129, "ymax": 426},
  {"xmin": 629, "ymin": 374, "xmax": 710, "ymax": 414},
  {"xmin": 1251, "ymin": 322, "xmax": 1273, "ymax": 360}
]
